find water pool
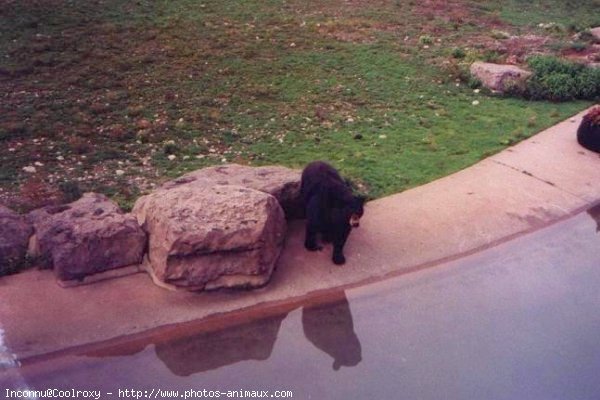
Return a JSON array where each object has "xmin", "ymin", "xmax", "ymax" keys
[{"xmin": 2, "ymin": 207, "xmax": 600, "ymax": 400}]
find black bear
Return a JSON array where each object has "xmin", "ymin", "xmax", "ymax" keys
[
  {"xmin": 300, "ymin": 161, "xmax": 365, "ymax": 265},
  {"xmin": 577, "ymin": 106, "xmax": 600, "ymax": 153}
]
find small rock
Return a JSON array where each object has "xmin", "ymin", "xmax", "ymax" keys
[
  {"xmin": 472, "ymin": 100, "xmax": 480, "ymax": 106},
  {"xmin": 136, "ymin": 119, "xmax": 151, "ymax": 130},
  {"xmin": 0, "ymin": 205, "xmax": 33, "ymax": 274},
  {"xmin": 167, "ymin": 154, "xmax": 177, "ymax": 161},
  {"xmin": 116, "ymin": 169, "xmax": 125, "ymax": 176},
  {"xmin": 23, "ymin": 166, "xmax": 36, "ymax": 173}
]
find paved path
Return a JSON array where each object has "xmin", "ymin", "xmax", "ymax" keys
[{"xmin": 1, "ymin": 107, "xmax": 599, "ymax": 361}]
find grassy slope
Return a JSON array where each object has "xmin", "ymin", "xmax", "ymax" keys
[{"xmin": 0, "ymin": 0, "xmax": 593, "ymax": 210}]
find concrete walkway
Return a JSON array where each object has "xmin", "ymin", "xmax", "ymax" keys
[{"xmin": 1, "ymin": 107, "xmax": 599, "ymax": 362}]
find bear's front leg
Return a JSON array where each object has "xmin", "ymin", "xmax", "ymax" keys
[
  {"xmin": 305, "ymin": 227, "xmax": 322, "ymax": 251},
  {"xmin": 332, "ymin": 251, "xmax": 345, "ymax": 265},
  {"xmin": 332, "ymin": 225, "xmax": 351, "ymax": 265},
  {"xmin": 304, "ymin": 196, "xmax": 323, "ymax": 251}
]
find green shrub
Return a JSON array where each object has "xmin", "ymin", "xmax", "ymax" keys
[
  {"xmin": 578, "ymin": 67, "xmax": 600, "ymax": 99},
  {"xmin": 467, "ymin": 76, "xmax": 482, "ymax": 89},
  {"xmin": 527, "ymin": 55, "xmax": 583, "ymax": 76},
  {"xmin": 163, "ymin": 141, "xmax": 179, "ymax": 155},
  {"xmin": 451, "ymin": 47, "xmax": 466, "ymax": 59},
  {"xmin": 519, "ymin": 55, "xmax": 600, "ymax": 101},
  {"xmin": 540, "ymin": 73, "xmax": 578, "ymax": 101},
  {"xmin": 59, "ymin": 180, "xmax": 83, "ymax": 203},
  {"xmin": 419, "ymin": 35, "xmax": 433, "ymax": 45},
  {"xmin": 482, "ymin": 50, "xmax": 502, "ymax": 63}
]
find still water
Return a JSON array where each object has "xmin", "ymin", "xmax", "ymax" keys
[{"xmin": 2, "ymin": 206, "xmax": 600, "ymax": 399}]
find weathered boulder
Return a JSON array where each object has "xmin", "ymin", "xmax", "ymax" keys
[
  {"xmin": 590, "ymin": 27, "xmax": 600, "ymax": 41},
  {"xmin": 470, "ymin": 61, "xmax": 532, "ymax": 93},
  {"xmin": 132, "ymin": 184, "xmax": 286, "ymax": 291},
  {"xmin": 28, "ymin": 193, "xmax": 146, "ymax": 281},
  {"xmin": 0, "ymin": 205, "xmax": 33, "ymax": 275},
  {"xmin": 160, "ymin": 164, "xmax": 303, "ymax": 219}
]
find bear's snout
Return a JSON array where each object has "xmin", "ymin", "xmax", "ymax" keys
[{"xmin": 350, "ymin": 215, "xmax": 361, "ymax": 228}]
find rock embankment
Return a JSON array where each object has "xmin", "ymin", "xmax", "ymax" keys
[{"xmin": 0, "ymin": 164, "xmax": 302, "ymax": 292}]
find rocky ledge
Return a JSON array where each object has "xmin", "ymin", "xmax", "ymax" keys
[{"xmin": 0, "ymin": 164, "xmax": 302, "ymax": 292}]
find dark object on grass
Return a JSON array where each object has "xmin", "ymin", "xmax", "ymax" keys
[
  {"xmin": 577, "ymin": 106, "xmax": 600, "ymax": 153},
  {"xmin": 300, "ymin": 161, "xmax": 365, "ymax": 265}
]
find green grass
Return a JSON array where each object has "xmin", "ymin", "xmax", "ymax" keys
[
  {"xmin": 0, "ymin": 0, "xmax": 594, "ymax": 210},
  {"xmin": 483, "ymin": 0, "xmax": 600, "ymax": 29}
]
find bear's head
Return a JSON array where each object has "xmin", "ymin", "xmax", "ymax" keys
[{"xmin": 348, "ymin": 195, "xmax": 366, "ymax": 228}]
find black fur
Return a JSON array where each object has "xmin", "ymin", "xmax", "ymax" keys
[
  {"xmin": 577, "ymin": 113, "xmax": 600, "ymax": 153},
  {"xmin": 300, "ymin": 161, "xmax": 365, "ymax": 265}
]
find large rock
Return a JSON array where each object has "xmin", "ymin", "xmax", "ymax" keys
[
  {"xmin": 470, "ymin": 61, "xmax": 532, "ymax": 93},
  {"xmin": 160, "ymin": 164, "xmax": 303, "ymax": 219},
  {"xmin": 133, "ymin": 184, "xmax": 286, "ymax": 291},
  {"xmin": 28, "ymin": 193, "xmax": 146, "ymax": 282},
  {"xmin": 590, "ymin": 27, "xmax": 600, "ymax": 41},
  {"xmin": 0, "ymin": 205, "xmax": 33, "ymax": 275}
]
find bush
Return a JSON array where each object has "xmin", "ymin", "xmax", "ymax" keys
[
  {"xmin": 578, "ymin": 67, "xmax": 600, "ymax": 99},
  {"xmin": 482, "ymin": 50, "xmax": 502, "ymax": 63},
  {"xmin": 540, "ymin": 73, "xmax": 578, "ymax": 101},
  {"xmin": 419, "ymin": 35, "xmax": 433, "ymax": 45},
  {"xmin": 519, "ymin": 55, "xmax": 600, "ymax": 101},
  {"xmin": 59, "ymin": 180, "xmax": 83, "ymax": 203},
  {"xmin": 527, "ymin": 55, "xmax": 583, "ymax": 76},
  {"xmin": 451, "ymin": 47, "xmax": 466, "ymax": 59}
]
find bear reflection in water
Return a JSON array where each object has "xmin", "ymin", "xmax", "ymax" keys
[
  {"xmin": 302, "ymin": 291, "xmax": 362, "ymax": 370},
  {"xmin": 587, "ymin": 203, "xmax": 600, "ymax": 233},
  {"xmin": 151, "ymin": 291, "xmax": 361, "ymax": 375}
]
